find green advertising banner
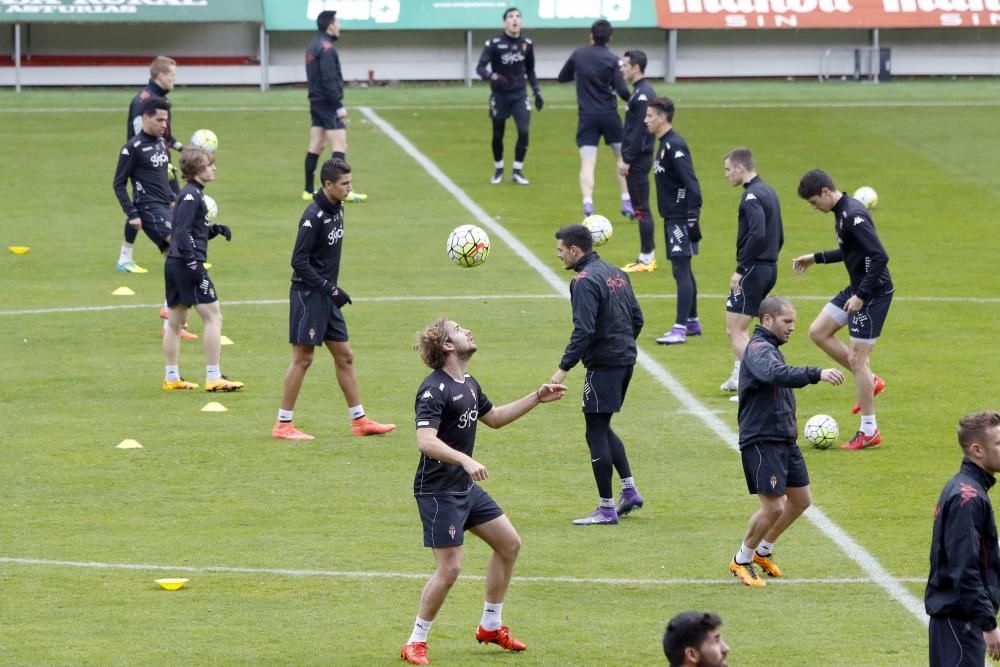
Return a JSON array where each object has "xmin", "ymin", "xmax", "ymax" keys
[
  {"xmin": 0, "ymin": 0, "xmax": 263, "ymax": 23},
  {"xmin": 264, "ymin": 0, "xmax": 659, "ymax": 31}
]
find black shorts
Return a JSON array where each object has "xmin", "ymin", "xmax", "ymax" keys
[
  {"xmin": 415, "ymin": 485, "xmax": 504, "ymax": 548},
  {"xmin": 582, "ymin": 366, "xmax": 633, "ymax": 414},
  {"xmin": 164, "ymin": 257, "xmax": 217, "ymax": 308},
  {"xmin": 289, "ymin": 287, "xmax": 348, "ymax": 345},
  {"xmin": 576, "ymin": 112, "xmax": 623, "ymax": 147},
  {"xmin": 664, "ymin": 220, "xmax": 694, "ymax": 258},
  {"xmin": 929, "ymin": 616, "xmax": 986, "ymax": 667},
  {"xmin": 824, "ymin": 287, "xmax": 893, "ymax": 343},
  {"xmin": 310, "ymin": 102, "xmax": 346, "ymax": 131},
  {"xmin": 138, "ymin": 204, "xmax": 173, "ymax": 253},
  {"xmin": 727, "ymin": 263, "xmax": 777, "ymax": 317},
  {"xmin": 741, "ymin": 442, "xmax": 809, "ymax": 496},
  {"xmin": 489, "ymin": 91, "xmax": 531, "ymax": 127}
]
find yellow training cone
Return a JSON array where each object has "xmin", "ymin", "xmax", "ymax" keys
[
  {"xmin": 9, "ymin": 246, "xmax": 30, "ymax": 255},
  {"xmin": 201, "ymin": 402, "xmax": 227, "ymax": 412},
  {"xmin": 219, "ymin": 335, "xmax": 234, "ymax": 346},
  {"xmin": 112, "ymin": 286, "xmax": 135, "ymax": 296},
  {"xmin": 155, "ymin": 578, "xmax": 189, "ymax": 590},
  {"xmin": 116, "ymin": 439, "xmax": 143, "ymax": 449}
]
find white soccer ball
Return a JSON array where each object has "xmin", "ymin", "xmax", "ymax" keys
[
  {"xmin": 203, "ymin": 194, "xmax": 218, "ymax": 222},
  {"xmin": 804, "ymin": 414, "xmax": 839, "ymax": 449},
  {"xmin": 582, "ymin": 214, "xmax": 613, "ymax": 247},
  {"xmin": 446, "ymin": 224, "xmax": 490, "ymax": 268},
  {"xmin": 853, "ymin": 186, "xmax": 878, "ymax": 210},
  {"xmin": 190, "ymin": 128, "xmax": 219, "ymax": 153}
]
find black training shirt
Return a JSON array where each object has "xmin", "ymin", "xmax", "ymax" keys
[
  {"xmin": 413, "ymin": 369, "xmax": 494, "ymax": 496},
  {"xmin": 735, "ymin": 175, "xmax": 783, "ymax": 273},
  {"xmin": 476, "ymin": 32, "xmax": 540, "ymax": 95},
  {"xmin": 813, "ymin": 194, "xmax": 893, "ymax": 301},
  {"xmin": 290, "ymin": 191, "xmax": 344, "ymax": 289},
  {"xmin": 305, "ymin": 31, "xmax": 343, "ymax": 107},
  {"xmin": 621, "ymin": 78, "xmax": 656, "ymax": 164},
  {"xmin": 653, "ymin": 128, "xmax": 702, "ymax": 221},
  {"xmin": 168, "ymin": 181, "xmax": 221, "ymax": 264},
  {"xmin": 113, "ymin": 130, "xmax": 174, "ymax": 218},
  {"xmin": 557, "ymin": 44, "xmax": 630, "ymax": 114}
]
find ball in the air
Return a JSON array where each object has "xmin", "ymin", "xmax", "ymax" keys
[
  {"xmin": 853, "ymin": 186, "xmax": 878, "ymax": 210},
  {"xmin": 446, "ymin": 224, "xmax": 490, "ymax": 268},
  {"xmin": 203, "ymin": 194, "xmax": 218, "ymax": 222},
  {"xmin": 190, "ymin": 128, "xmax": 219, "ymax": 153},
  {"xmin": 804, "ymin": 414, "xmax": 839, "ymax": 449},
  {"xmin": 582, "ymin": 214, "xmax": 613, "ymax": 247}
]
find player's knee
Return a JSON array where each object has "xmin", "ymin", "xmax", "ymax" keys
[
  {"xmin": 498, "ymin": 534, "xmax": 522, "ymax": 561},
  {"xmin": 808, "ymin": 322, "xmax": 828, "ymax": 345},
  {"xmin": 334, "ymin": 350, "xmax": 355, "ymax": 368},
  {"xmin": 436, "ymin": 561, "xmax": 462, "ymax": 585},
  {"xmin": 847, "ymin": 348, "xmax": 869, "ymax": 371},
  {"xmin": 516, "ymin": 129, "xmax": 529, "ymax": 146}
]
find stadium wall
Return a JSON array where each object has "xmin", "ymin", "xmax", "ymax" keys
[{"xmin": 1, "ymin": 25, "xmax": 998, "ymax": 88}]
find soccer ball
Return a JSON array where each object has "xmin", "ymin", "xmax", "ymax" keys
[
  {"xmin": 853, "ymin": 186, "xmax": 878, "ymax": 210},
  {"xmin": 190, "ymin": 128, "xmax": 219, "ymax": 153},
  {"xmin": 582, "ymin": 214, "xmax": 613, "ymax": 247},
  {"xmin": 803, "ymin": 414, "xmax": 839, "ymax": 449},
  {"xmin": 203, "ymin": 194, "xmax": 218, "ymax": 222},
  {"xmin": 446, "ymin": 224, "xmax": 490, "ymax": 268}
]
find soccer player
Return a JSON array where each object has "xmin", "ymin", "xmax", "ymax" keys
[
  {"xmin": 728, "ymin": 296, "xmax": 844, "ymax": 587},
  {"xmin": 116, "ymin": 55, "xmax": 182, "ymax": 274},
  {"xmin": 114, "ymin": 95, "xmax": 198, "ymax": 341},
  {"xmin": 551, "ymin": 224, "xmax": 645, "ymax": 526},
  {"xmin": 272, "ymin": 158, "xmax": 393, "ymax": 441},
  {"xmin": 303, "ymin": 10, "xmax": 366, "ymax": 204},
  {"xmin": 618, "ymin": 49, "xmax": 658, "ymax": 273},
  {"xmin": 663, "ymin": 611, "xmax": 730, "ymax": 667},
  {"xmin": 793, "ymin": 168, "xmax": 893, "ymax": 450},
  {"xmin": 645, "ymin": 97, "xmax": 704, "ymax": 345},
  {"xmin": 557, "ymin": 19, "xmax": 632, "ymax": 217},
  {"xmin": 476, "ymin": 6, "xmax": 543, "ymax": 185},
  {"xmin": 400, "ymin": 318, "xmax": 567, "ymax": 665},
  {"xmin": 161, "ymin": 148, "xmax": 241, "ymax": 393},
  {"xmin": 720, "ymin": 148, "xmax": 783, "ymax": 397},
  {"xmin": 926, "ymin": 410, "xmax": 1000, "ymax": 666}
]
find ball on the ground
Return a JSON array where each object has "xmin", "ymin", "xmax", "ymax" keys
[
  {"xmin": 853, "ymin": 186, "xmax": 878, "ymax": 210},
  {"xmin": 446, "ymin": 224, "xmax": 490, "ymax": 268},
  {"xmin": 582, "ymin": 214, "xmax": 613, "ymax": 246},
  {"xmin": 203, "ymin": 194, "xmax": 218, "ymax": 222},
  {"xmin": 804, "ymin": 414, "xmax": 839, "ymax": 449},
  {"xmin": 190, "ymin": 128, "xmax": 219, "ymax": 153}
]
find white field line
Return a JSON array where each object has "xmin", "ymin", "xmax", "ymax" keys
[
  {"xmin": 2, "ymin": 100, "xmax": 1000, "ymax": 114},
  {"xmin": 0, "ymin": 556, "xmax": 924, "ymax": 587},
  {"xmin": 2, "ymin": 292, "xmax": 997, "ymax": 318},
  {"xmin": 359, "ymin": 105, "xmax": 931, "ymax": 627}
]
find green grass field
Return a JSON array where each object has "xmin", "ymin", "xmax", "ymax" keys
[{"xmin": 2, "ymin": 80, "xmax": 1000, "ymax": 665}]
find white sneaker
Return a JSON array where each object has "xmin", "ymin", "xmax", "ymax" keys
[
  {"xmin": 720, "ymin": 376, "xmax": 738, "ymax": 392},
  {"xmin": 511, "ymin": 170, "xmax": 530, "ymax": 185}
]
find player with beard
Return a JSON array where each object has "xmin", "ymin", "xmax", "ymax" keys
[{"xmin": 400, "ymin": 318, "xmax": 566, "ymax": 665}]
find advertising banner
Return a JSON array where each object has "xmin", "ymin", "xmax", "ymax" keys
[
  {"xmin": 654, "ymin": 0, "xmax": 1000, "ymax": 28},
  {"xmin": 0, "ymin": 0, "xmax": 262, "ymax": 23},
  {"xmin": 264, "ymin": 0, "xmax": 660, "ymax": 31}
]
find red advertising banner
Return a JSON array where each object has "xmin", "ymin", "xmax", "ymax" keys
[{"xmin": 654, "ymin": 0, "xmax": 1000, "ymax": 27}]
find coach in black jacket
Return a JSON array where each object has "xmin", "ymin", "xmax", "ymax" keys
[
  {"xmin": 552, "ymin": 224, "xmax": 645, "ymax": 527},
  {"xmin": 926, "ymin": 410, "xmax": 1000, "ymax": 666},
  {"xmin": 727, "ymin": 296, "xmax": 844, "ymax": 587}
]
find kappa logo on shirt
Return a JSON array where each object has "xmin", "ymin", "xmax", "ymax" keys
[
  {"xmin": 853, "ymin": 216, "xmax": 865, "ymax": 226},
  {"xmin": 959, "ymin": 482, "xmax": 979, "ymax": 507},
  {"xmin": 121, "ymin": 147, "xmax": 129, "ymax": 155},
  {"xmin": 183, "ymin": 193, "xmax": 195, "ymax": 201},
  {"xmin": 674, "ymin": 150, "xmax": 686, "ymax": 159},
  {"xmin": 745, "ymin": 193, "xmax": 757, "ymax": 201},
  {"xmin": 636, "ymin": 93, "xmax": 648, "ymax": 102},
  {"xmin": 302, "ymin": 220, "xmax": 312, "ymax": 228},
  {"xmin": 421, "ymin": 390, "xmax": 433, "ymax": 400}
]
